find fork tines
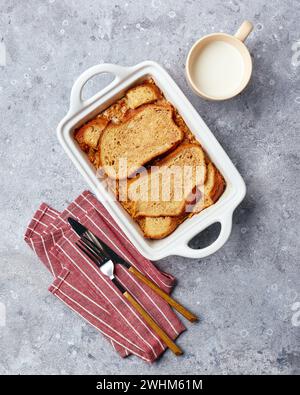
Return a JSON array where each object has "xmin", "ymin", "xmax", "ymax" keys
[
  {"xmin": 82, "ymin": 235, "xmax": 104, "ymax": 257},
  {"xmin": 76, "ymin": 239, "xmax": 105, "ymax": 267}
]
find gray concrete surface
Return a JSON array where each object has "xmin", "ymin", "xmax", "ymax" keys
[{"xmin": 0, "ymin": 0, "xmax": 299, "ymax": 375}]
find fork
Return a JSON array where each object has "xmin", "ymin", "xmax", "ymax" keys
[
  {"xmin": 68, "ymin": 217, "xmax": 198, "ymax": 322},
  {"xmin": 76, "ymin": 238, "xmax": 183, "ymax": 356}
]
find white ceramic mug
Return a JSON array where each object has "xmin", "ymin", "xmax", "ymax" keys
[{"xmin": 186, "ymin": 21, "xmax": 253, "ymax": 101}]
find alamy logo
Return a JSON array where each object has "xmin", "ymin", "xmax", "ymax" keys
[
  {"xmin": 96, "ymin": 158, "xmax": 206, "ymax": 212},
  {"xmin": 291, "ymin": 41, "xmax": 300, "ymax": 68},
  {"xmin": 291, "ymin": 302, "xmax": 300, "ymax": 327},
  {"xmin": 0, "ymin": 41, "xmax": 6, "ymax": 66},
  {"xmin": 0, "ymin": 302, "xmax": 6, "ymax": 327}
]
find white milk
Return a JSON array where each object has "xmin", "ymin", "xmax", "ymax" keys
[{"xmin": 191, "ymin": 40, "xmax": 245, "ymax": 98}]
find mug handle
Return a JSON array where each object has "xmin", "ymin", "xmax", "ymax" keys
[
  {"xmin": 171, "ymin": 210, "xmax": 233, "ymax": 259},
  {"xmin": 234, "ymin": 20, "xmax": 253, "ymax": 42}
]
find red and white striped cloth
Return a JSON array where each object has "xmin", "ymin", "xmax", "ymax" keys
[{"xmin": 24, "ymin": 190, "xmax": 185, "ymax": 362}]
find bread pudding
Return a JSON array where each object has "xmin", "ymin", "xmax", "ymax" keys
[{"xmin": 74, "ymin": 79, "xmax": 225, "ymax": 239}]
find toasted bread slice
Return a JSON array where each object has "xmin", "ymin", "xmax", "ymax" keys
[
  {"xmin": 136, "ymin": 162, "xmax": 224, "ymax": 239},
  {"xmin": 138, "ymin": 216, "xmax": 179, "ymax": 239},
  {"xmin": 99, "ymin": 104, "xmax": 184, "ymax": 179},
  {"xmin": 129, "ymin": 144, "xmax": 206, "ymax": 217},
  {"xmin": 126, "ymin": 82, "xmax": 162, "ymax": 109},
  {"xmin": 120, "ymin": 177, "xmax": 181, "ymax": 239},
  {"xmin": 74, "ymin": 117, "xmax": 108, "ymax": 150},
  {"xmin": 139, "ymin": 165, "xmax": 224, "ymax": 239},
  {"xmin": 192, "ymin": 162, "xmax": 225, "ymax": 213}
]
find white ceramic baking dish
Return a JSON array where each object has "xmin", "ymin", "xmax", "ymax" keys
[{"xmin": 57, "ymin": 61, "xmax": 246, "ymax": 260}]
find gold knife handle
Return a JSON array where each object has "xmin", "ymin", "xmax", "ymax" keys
[
  {"xmin": 129, "ymin": 266, "xmax": 198, "ymax": 323},
  {"xmin": 123, "ymin": 291, "xmax": 183, "ymax": 356}
]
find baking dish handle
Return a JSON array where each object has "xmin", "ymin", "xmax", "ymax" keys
[
  {"xmin": 69, "ymin": 64, "xmax": 131, "ymax": 114},
  {"xmin": 172, "ymin": 210, "xmax": 233, "ymax": 259}
]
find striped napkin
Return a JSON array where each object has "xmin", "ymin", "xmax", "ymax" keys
[{"xmin": 24, "ymin": 190, "xmax": 185, "ymax": 362}]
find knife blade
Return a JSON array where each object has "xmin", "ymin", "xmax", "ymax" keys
[{"xmin": 68, "ymin": 217, "xmax": 130, "ymax": 267}]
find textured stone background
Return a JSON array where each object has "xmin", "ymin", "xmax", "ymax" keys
[{"xmin": 0, "ymin": 0, "xmax": 299, "ymax": 375}]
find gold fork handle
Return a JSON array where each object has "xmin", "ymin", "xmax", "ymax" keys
[
  {"xmin": 129, "ymin": 266, "xmax": 198, "ymax": 322},
  {"xmin": 123, "ymin": 291, "xmax": 183, "ymax": 356}
]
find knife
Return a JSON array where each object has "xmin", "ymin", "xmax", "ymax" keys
[
  {"xmin": 74, "ymin": 227, "xmax": 183, "ymax": 356},
  {"xmin": 68, "ymin": 217, "xmax": 198, "ymax": 323}
]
